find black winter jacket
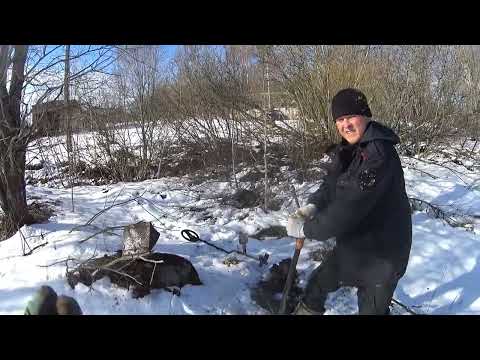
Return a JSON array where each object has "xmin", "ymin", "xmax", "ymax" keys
[{"xmin": 303, "ymin": 121, "xmax": 412, "ymax": 285}]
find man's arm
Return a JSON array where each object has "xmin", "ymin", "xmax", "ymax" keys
[
  {"xmin": 306, "ymin": 149, "xmax": 340, "ymax": 211},
  {"xmin": 303, "ymin": 143, "xmax": 394, "ymax": 241}
]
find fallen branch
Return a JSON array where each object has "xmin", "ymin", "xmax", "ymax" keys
[
  {"xmin": 98, "ymin": 267, "xmax": 144, "ymax": 287},
  {"xmin": 37, "ymin": 257, "xmax": 72, "ymax": 268},
  {"xmin": 22, "ymin": 242, "xmax": 48, "ymax": 257},
  {"xmin": 116, "ymin": 258, "xmax": 138, "ymax": 272},
  {"xmin": 138, "ymin": 255, "xmax": 164, "ymax": 264},
  {"xmin": 90, "ymin": 252, "xmax": 151, "ymax": 278},
  {"xmin": 391, "ymin": 298, "xmax": 419, "ymax": 315},
  {"xmin": 70, "ymin": 190, "xmax": 147, "ymax": 233},
  {"xmin": 69, "ymin": 223, "xmax": 121, "ymax": 236},
  {"xmin": 405, "ymin": 166, "xmax": 439, "ymax": 179},
  {"xmin": 135, "ymin": 198, "xmax": 164, "ymax": 223},
  {"xmin": 18, "ymin": 227, "xmax": 32, "ymax": 255},
  {"xmin": 139, "ymin": 195, "xmax": 218, "ymax": 221},
  {"xmin": 18, "ymin": 227, "xmax": 47, "ymax": 257},
  {"xmin": 133, "ymin": 198, "xmax": 185, "ymax": 232},
  {"xmin": 407, "ymin": 156, "xmax": 469, "ymax": 185},
  {"xmin": 409, "ymin": 197, "xmax": 474, "ymax": 229},
  {"xmin": 109, "ymin": 185, "xmax": 126, "ymax": 209}
]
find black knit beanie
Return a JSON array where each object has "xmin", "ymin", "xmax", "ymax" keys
[{"xmin": 331, "ymin": 88, "xmax": 372, "ymax": 121}]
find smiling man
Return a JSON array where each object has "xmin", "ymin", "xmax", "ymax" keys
[{"xmin": 287, "ymin": 88, "xmax": 412, "ymax": 315}]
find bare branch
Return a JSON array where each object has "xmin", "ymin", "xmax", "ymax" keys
[
  {"xmin": 391, "ymin": 298, "xmax": 419, "ymax": 315},
  {"xmin": 77, "ymin": 225, "xmax": 126, "ymax": 244},
  {"xmin": 70, "ymin": 191, "xmax": 147, "ymax": 233}
]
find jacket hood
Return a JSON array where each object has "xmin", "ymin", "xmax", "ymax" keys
[{"xmin": 359, "ymin": 120, "xmax": 399, "ymax": 145}]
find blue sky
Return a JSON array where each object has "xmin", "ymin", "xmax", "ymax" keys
[
  {"xmin": 22, "ymin": 45, "xmax": 181, "ymax": 107},
  {"xmin": 163, "ymin": 45, "xmax": 178, "ymax": 61}
]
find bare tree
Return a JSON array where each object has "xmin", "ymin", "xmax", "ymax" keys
[
  {"xmin": 167, "ymin": 46, "xmax": 261, "ymax": 170},
  {"xmin": 0, "ymin": 45, "xmax": 30, "ymax": 235},
  {"xmin": 256, "ymin": 45, "xmax": 274, "ymax": 211},
  {"xmin": 64, "ymin": 44, "xmax": 75, "ymax": 212},
  {"xmin": 0, "ymin": 45, "xmax": 114, "ymax": 239}
]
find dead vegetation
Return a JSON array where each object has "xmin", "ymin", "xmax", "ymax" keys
[
  {"xmin": 409, "ymin": 197, "xmax": 475, "ymax": 231},
  {"xmin": 0, "ymin": 200, "xmax": 58, "ymax": 241},
  {"xmin": 66, "ymin": 252, "xmax": 202, "ymax": 299}
]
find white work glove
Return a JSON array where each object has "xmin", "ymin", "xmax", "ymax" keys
[
  {"xmin": 294, "ymin": 204, "xmax": 318, "ymax": 221},
  {"xmin": 287, "ymin": 214, "xmax": 305, "ymax": 238}
]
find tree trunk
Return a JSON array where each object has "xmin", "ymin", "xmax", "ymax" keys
[
  {"xmin": 0, "ymin": 151, "xmax": 31, "ymax": 225},
  {"xmin": 264, "ymin": 59, "xmax": 271, "ymax": 212},
  {"xmin": 64, "ymin": 44, "xmax": 75, "ymax": 212},
  {"xmin": 0, "ymin": 127, "xmax": 33, "ymax": 239},
  {"xmin": 0, "ymin": 45, "xmax": 31, "ymax": 239},
  {"xmin": 65, "ymin": 45, "xmax": 72, "ymax": 154}
]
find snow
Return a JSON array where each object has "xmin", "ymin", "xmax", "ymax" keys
[{"xmin": 1, "ymin": 133, "xmax": 480, "ymax": 315}]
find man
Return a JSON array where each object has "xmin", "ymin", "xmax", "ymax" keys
[{"xmin": 287, "ymin": 88, "xmax": 412, "ymax": 315}]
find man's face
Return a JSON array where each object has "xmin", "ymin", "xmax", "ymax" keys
[{"xmin": 335, "ymin": 115, "xmax": 368, "ymax": 145}]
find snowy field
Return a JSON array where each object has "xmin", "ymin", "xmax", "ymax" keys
[{"xmin": 1, "ymin": 133, "xmax": 479, "ymax": 315}]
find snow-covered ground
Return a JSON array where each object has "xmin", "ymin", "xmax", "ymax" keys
[{"xmin": 1, "ymin": 136, "xmax": 479, "ymax": 315}]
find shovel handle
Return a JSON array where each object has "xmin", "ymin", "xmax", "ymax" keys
[
  {"xmin": 295, "ymin": 238, "xmax": 304, "ymax": 250},
  {"xmin": 278, "ymin": 237, "xmax": 305, "ymax": 314}
]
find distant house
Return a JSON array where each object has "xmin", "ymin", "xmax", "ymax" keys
[
  {"xmin": 32, "ymin": 100, "xmax": 84, "ymax": 136},
  {"xmin": 32, "ymin": 100, "xmax": 125, "ymax": 137}
]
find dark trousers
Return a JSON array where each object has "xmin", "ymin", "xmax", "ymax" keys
[{"xmin": 302, "ymin": 250, "xmax": 399, "ymax": 315}]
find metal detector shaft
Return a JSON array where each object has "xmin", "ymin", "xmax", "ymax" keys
[
  {"xmin": 181, "ymin": 229, "xmax": 269, "ymax": 266},
  {"xmin": 181, "ymin": 229, "xmax": 230, "ymax": 254}
]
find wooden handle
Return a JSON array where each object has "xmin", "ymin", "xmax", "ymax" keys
[
  {"xmin": 278, "ymin": 244, "xmax": 303, "ymax": 314},
  {"xmin": 295, "ymin": 238, "xmax": 304, "ymax": 250}
]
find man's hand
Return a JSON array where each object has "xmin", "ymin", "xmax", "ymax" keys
[
  {"xmin": 287, "ymin": 214, "xmax": 305, "ymax": 238},
  {"xmin": 287, "ymin": 204, "xmax": 317, "ymax": 239},
  {"xmin": 294, "ymin": 204, "xmax": 318, "ymax": 221}
]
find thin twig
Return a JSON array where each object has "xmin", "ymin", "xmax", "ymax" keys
[
  {"xmin": 290, "ymin": 184, "xmax": 301, "ymax": 208},
  {"xmin": 18, "ymin": 227, "xmax": 32, "ymax": 255},
  {"xmin": 99, "ymin": 267, "xmax": 144, "ymax": 287},
  {"xmin": 406, "ymin": 166, "xmax": 439, "ymax": 179},
  {"xmin": 138, "ymin": 255, "xmax": 164, "ymax": 264},
  {"xmin": 69, "ymin": 252, "xmax": 101, "ymax": 271},
  {"xmin": 409, "ymin": 197, "xmax": 474, "ymax": 229},
  {"xmin": 391, "ymin": 298, "xmax": 419, "ymax": 315},
  {"xmin": 137, "ymin": 196, "xmax": 169, "ymax": 216},
  {"xmin": 149, "ymin": 263, "xmax": 157, "ymax": 286},
  {"xmin": 84, "ymin": 196, "xmax": 138, "ymax": 225},
  {"xmin": 78, "ymin": 225, "xmax": 126, "ymax": 244},
  {"xmin": 132, "ymin": 198, "xmax": 185, "ymax": 232},
  {"xmin": 91, "ymin": 252, "xmax": 150, "ymax": 274},
  {"xmin": 110, "ymin": 185, "xmax": 126, "ymax": 208},
  {"xmin": 135, "ymin": 198, "xmax": 164, "ymax": 222},
  {"xmin": 116, "ymin": 258, "xmax": 138, "ymax": 272},
  {"xmin": 69, "ymin": 223, "xmax": 119, "ymax": 236},
  {"xmin": 23, "ymin": 242, "xmax": 48, "ymax": 256},
  {"xmin": 89, "ymin": 252, "xmax": 156, "ymax": 278},
  {"xmin": 37, "ymin": 257, "xmax": 72, "ymax": 268},
  {"xmin": 407, "ymin": 156, "xmax": 469, "ymax": 185},
  {"xmin": 70, "ymin": 191, "xmax": 147, "ymax": 234}
]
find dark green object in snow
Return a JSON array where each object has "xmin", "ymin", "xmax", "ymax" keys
[{"xmin": 24, "ymin": 285, "xmax": 82, "ymax": 315}]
